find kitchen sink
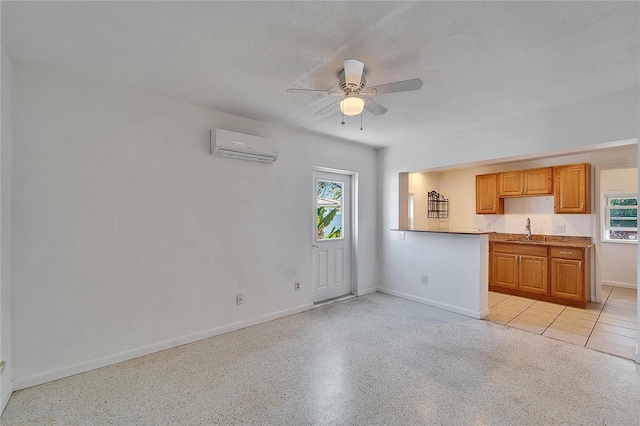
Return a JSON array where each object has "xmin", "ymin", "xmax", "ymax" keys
[{"xmin": 500, "ymin": 239, "xmax": 547, "ymax": 245}]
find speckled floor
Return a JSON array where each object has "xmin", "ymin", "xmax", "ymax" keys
[{"xmin": 2, "ymin": 293, "xmax": 639, "ymax": 425}]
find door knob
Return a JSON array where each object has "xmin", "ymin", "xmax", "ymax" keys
[{"xmin": 313, "ymin": 244, "xmax": 319, "ymax": 248}]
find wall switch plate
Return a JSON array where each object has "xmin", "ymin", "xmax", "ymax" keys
[
  {"xmin": 399, "ymin": 232, "xmax": 406, "ymax": 240},
  {"xmin": 421, "ymin": 275, "xmax": 427, "ymax": 284},
  {"xmin": 236, "ymin": 294, "xmax": 243, "ymax": 305},
  {"xmin": 295, "ymin": 281, "xmax": 300, "ymax": 291}
]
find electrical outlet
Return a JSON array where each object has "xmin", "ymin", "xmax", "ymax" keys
[
  {"xmin": 295, "ymin": 281, "xmax": 300, "ymax": 291},
  {"xmin": 421, "ymin": 275, "xmax": 427, "ymax": 284},
  {"xmin": 554, "ymin": 224, "xmax": 566, "ymax": 234},
  {"xmin": 236, "ymin": 293, "xmax": 243, "ymax": 305},
  {"xmin": 399, "ymin": 232, "xmax": 406, "ymax": 240}
]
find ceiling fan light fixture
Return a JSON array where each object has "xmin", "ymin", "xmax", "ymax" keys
[{"xmin": 340, "ymin": 96, "xmax": 365, "ymax": 116}]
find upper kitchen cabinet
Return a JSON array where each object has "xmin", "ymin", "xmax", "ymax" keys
[
  {"xmin": 476, "ymin": 173, "xmax": 504, "ymax": 214},
  {"xmin": 554, "ymin": 163, "xmax": 590, "ymax": 214},
  {"xmin": 499, "ymin": 167, "xmax": 553, "ymax": 197},
  {"xmin": 499, "ymin": 171, "xmax": 524, "ymax": 196}
]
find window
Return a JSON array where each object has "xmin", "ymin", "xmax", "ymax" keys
[
  {"xmin": 603, "ymin": 193, "xmax": 637, "ymax": 242},
  {"xmin": 317, "ymin": 180, "xmax": 343, "ymax": 240},
  {"xmin": 408, "ymin": 194, "xmax": 414, "ymax": 230}
]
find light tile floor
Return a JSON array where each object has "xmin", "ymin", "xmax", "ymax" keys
[{"xmin": 484, "ymin": 285, "xmax": 638, "ymax": 360}]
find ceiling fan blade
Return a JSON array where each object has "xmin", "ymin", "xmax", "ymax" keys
[
  {"xmin": 287, "ymin": 88, "xmax": 343, "ymax": 96},
  {"xmin": 364, "ymin": 78, "xmax": 423, "ymax": 95},
  {"xmin": 315, "ymin": 99, "xmax": 341, "ymax": 115},
  {"xmin": 343, "ymin": 58, "xmax": 364, "ymax": 88},
  {"xmin": 364, "ymin": 98, "xmax": 388, "ymax": 115}
]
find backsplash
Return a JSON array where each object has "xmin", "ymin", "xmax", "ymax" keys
[{"xmin": 473, "ymin": 197, "xmax": 592, "ymax": 236}]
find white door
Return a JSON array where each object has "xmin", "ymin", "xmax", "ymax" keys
[{"xmin": 313, "ymin": 171, "xmax": 352, "ymax": 302}]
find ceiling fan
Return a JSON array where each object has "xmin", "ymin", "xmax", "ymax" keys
[{"xmin": 287, "ymin": 58, "xmax": 423, "ymax": 121}]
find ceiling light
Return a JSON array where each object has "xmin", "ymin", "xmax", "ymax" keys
[{"xmin": 340, "ymin": 96, "xmax": 365, "ymax": 116}]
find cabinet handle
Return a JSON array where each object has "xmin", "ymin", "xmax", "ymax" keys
[
  {"xmin": 579, "ymin": 261, "xmax": 582, "ymax": 270},
  {"xmin": 560, "ymin": 251, "xmax": 572, "ymax": 255},
  {"xmin": 581, "ymin": 202, "xmax": 584, "ymax": 209}
]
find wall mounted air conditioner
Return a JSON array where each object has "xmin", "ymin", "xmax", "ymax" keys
[{"xmin": 210, "ymin": 129, "xmax": 279, "ymax": 163}]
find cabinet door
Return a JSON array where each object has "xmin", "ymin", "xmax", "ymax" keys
[
  {"xmin": 491, "ymin": 252, "xmax": 519, "ymax": 289},
  {"xmin": 499, "ymin": 171, "xmax": 524, "ymax": 196},
  {"xmin": 476, "ymin": 173, "xmax": 503, "ymax": 214},
  {"xmin": 519, "ymin": 255, "xmax": 548, "ymax": 294},
  {"xmin": 551, "ymin": 258, "xmax": 583, "ymax": 301},
  {"xmin": 525, "ymin": 168, "xmax": 553, "ymax": 195},
  {"xmin": 554, "ymin": 164, "xmax": 589, "ymax": 213}
]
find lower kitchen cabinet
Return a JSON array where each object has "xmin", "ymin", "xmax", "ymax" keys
[
  {"xmin": 490, "ymin": 243, "xmax": 548, "ymax": 294},
  {"xmin": 551, "ymin": 259, "xmax": 583, "ymax": 300},
  {"xmin": 550, "ymin": 247, "xmax": 590, "ymax": 303},
  {"xmin": 489, "ymin": 242, "xmax": 590, "ymax": 308},
  {"xmin": 519, "ymin": 255, "xmax": 548, "ymax": 295},
  {"xmin": 491, "ymin": 252, "xmax": 518, "ymax": 289}
]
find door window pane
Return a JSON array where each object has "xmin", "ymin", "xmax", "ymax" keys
[{"xmin": 317, "ymin": 180, "xmax": 343, "ymax": 240}]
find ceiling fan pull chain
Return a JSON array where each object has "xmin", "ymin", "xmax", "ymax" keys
[
  {"xmin": 341, "ymin": 111, "xmax": 345, "ymax": 125},
  {"xmin": 360, "ymin": 112, "xmax": 363, "ymax": 131}
]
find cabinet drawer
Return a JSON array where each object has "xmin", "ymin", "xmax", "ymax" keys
[
  {"xmin": 492, "ymin": 242, "xmax": 548, "ymax": 257},
  {"xmin": 550, "ymin": 247, "xmax": 583, "ymax": 260}
]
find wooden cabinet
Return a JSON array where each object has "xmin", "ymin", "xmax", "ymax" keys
[
  {"xmin": 525, "ymin": 167, "xmax": 553, "ymax": 195},
  {"xmin": 477, "ymin": 163, "xmax": 588, "ymax": 215},
  {"xmin": 499, "ymin": 171, "xmax": 524, "ymax": 196},
  {"xmin": 550, "ymin": 247, "xmax": 590, "ymax": 303},
  {"xmin": 490, "ymin": 243, "xmax": 548, "ymax": 294},
  {"xmin": 491, "ymin": 252, "xmax": 519, "ymax": 289},
  {"xmin": 476, "ymin": 173, "xmax": 504, "ymax": 214},
  {"xmin": 554, "ymin": 163, "xmax": 590, "ymax": 213},
  {"xmin": 519, "ymin": 255, "xmax": 549, "ymax": 295},
  {"xmin": 490, "ymin": 242, "xmax": 590, "ymax": 308},
  {"xmin": 499, "ymin": 167, "xmax": 553, "ymax": 197}
]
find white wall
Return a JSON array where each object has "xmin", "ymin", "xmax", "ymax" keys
[
  {"xmin": 379, "ymin": 88, "xmax": 639, "ymax": 315},
  {"xmin": 10, "ymin": 66, "xmax": 378, "ymax": 389},
  {"xmin": 407, "ymin": 172, "xmax": 441, "ymax": 230},
  {"xmin": 599, "ymin": 168, "xmax": 637, "ymax": 288},
  {"xmin": 0, "ymin": 46, "xmax": 14, "ymax": 413}
]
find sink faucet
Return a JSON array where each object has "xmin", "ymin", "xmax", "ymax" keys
[{"xmin": 526, "ymin": 218, "xmax": 532, "ymax": 241}]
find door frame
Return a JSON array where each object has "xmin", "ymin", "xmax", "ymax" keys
[
  {"xmin": 313, "ymin": 166, "xmax": 358, "ymax": 298},
  {"xmin": 592, "ymin": 163, "xmax": 638, "ymax": 303}
]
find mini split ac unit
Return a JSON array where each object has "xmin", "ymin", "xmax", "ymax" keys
[{"xmin": 210, "ymin": 129, "xmax": 279, "ymax": 163}]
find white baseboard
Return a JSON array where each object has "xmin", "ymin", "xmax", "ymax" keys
[
  {"xmin": 356, "ymin": 287, "xmax": 377, "ymax": 296},
  {"xmin": 1, "ymin": 382, "xmax": 13, "ymax": 416},
  {"xmin": 377, "ymin": 287, "xmax": 487, "ymax": 319},
  {"xmin": 13, "ymin": 303, "xmax": 314, "ymax": 391},
  {"xmin": 602, "ymin": 280, "xmax": 637, "ymax": 290}
]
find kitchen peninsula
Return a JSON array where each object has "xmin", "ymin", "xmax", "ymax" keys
[{"xmin": 386, "ymin": 229, "xmax": 494, "ymax": 319}]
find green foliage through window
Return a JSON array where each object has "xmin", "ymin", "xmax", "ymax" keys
[
  {"xmin": 605, "ymin": 195, "xmax": 637, "ymax": 241},
  {"xmin": 317, "ymin": 180, "xmax": 343, "ymax": 240}
]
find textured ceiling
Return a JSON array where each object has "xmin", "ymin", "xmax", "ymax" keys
[{"xmin": 2, "ymin": 1, "xmax": 639, "ymax": 147}]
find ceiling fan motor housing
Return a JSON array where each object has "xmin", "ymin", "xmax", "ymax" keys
[{"xmin": 339, "ymin": 70, "xmax": 366, "ymax": 93}]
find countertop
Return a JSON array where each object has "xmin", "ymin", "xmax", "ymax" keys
[
  {"xmin": 490, "ymin": 233, "xmax": 593, "ymax": 248},
  {"xmin": 391, "ymin": 229, "xmax": 495, "ymax": 235}
]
